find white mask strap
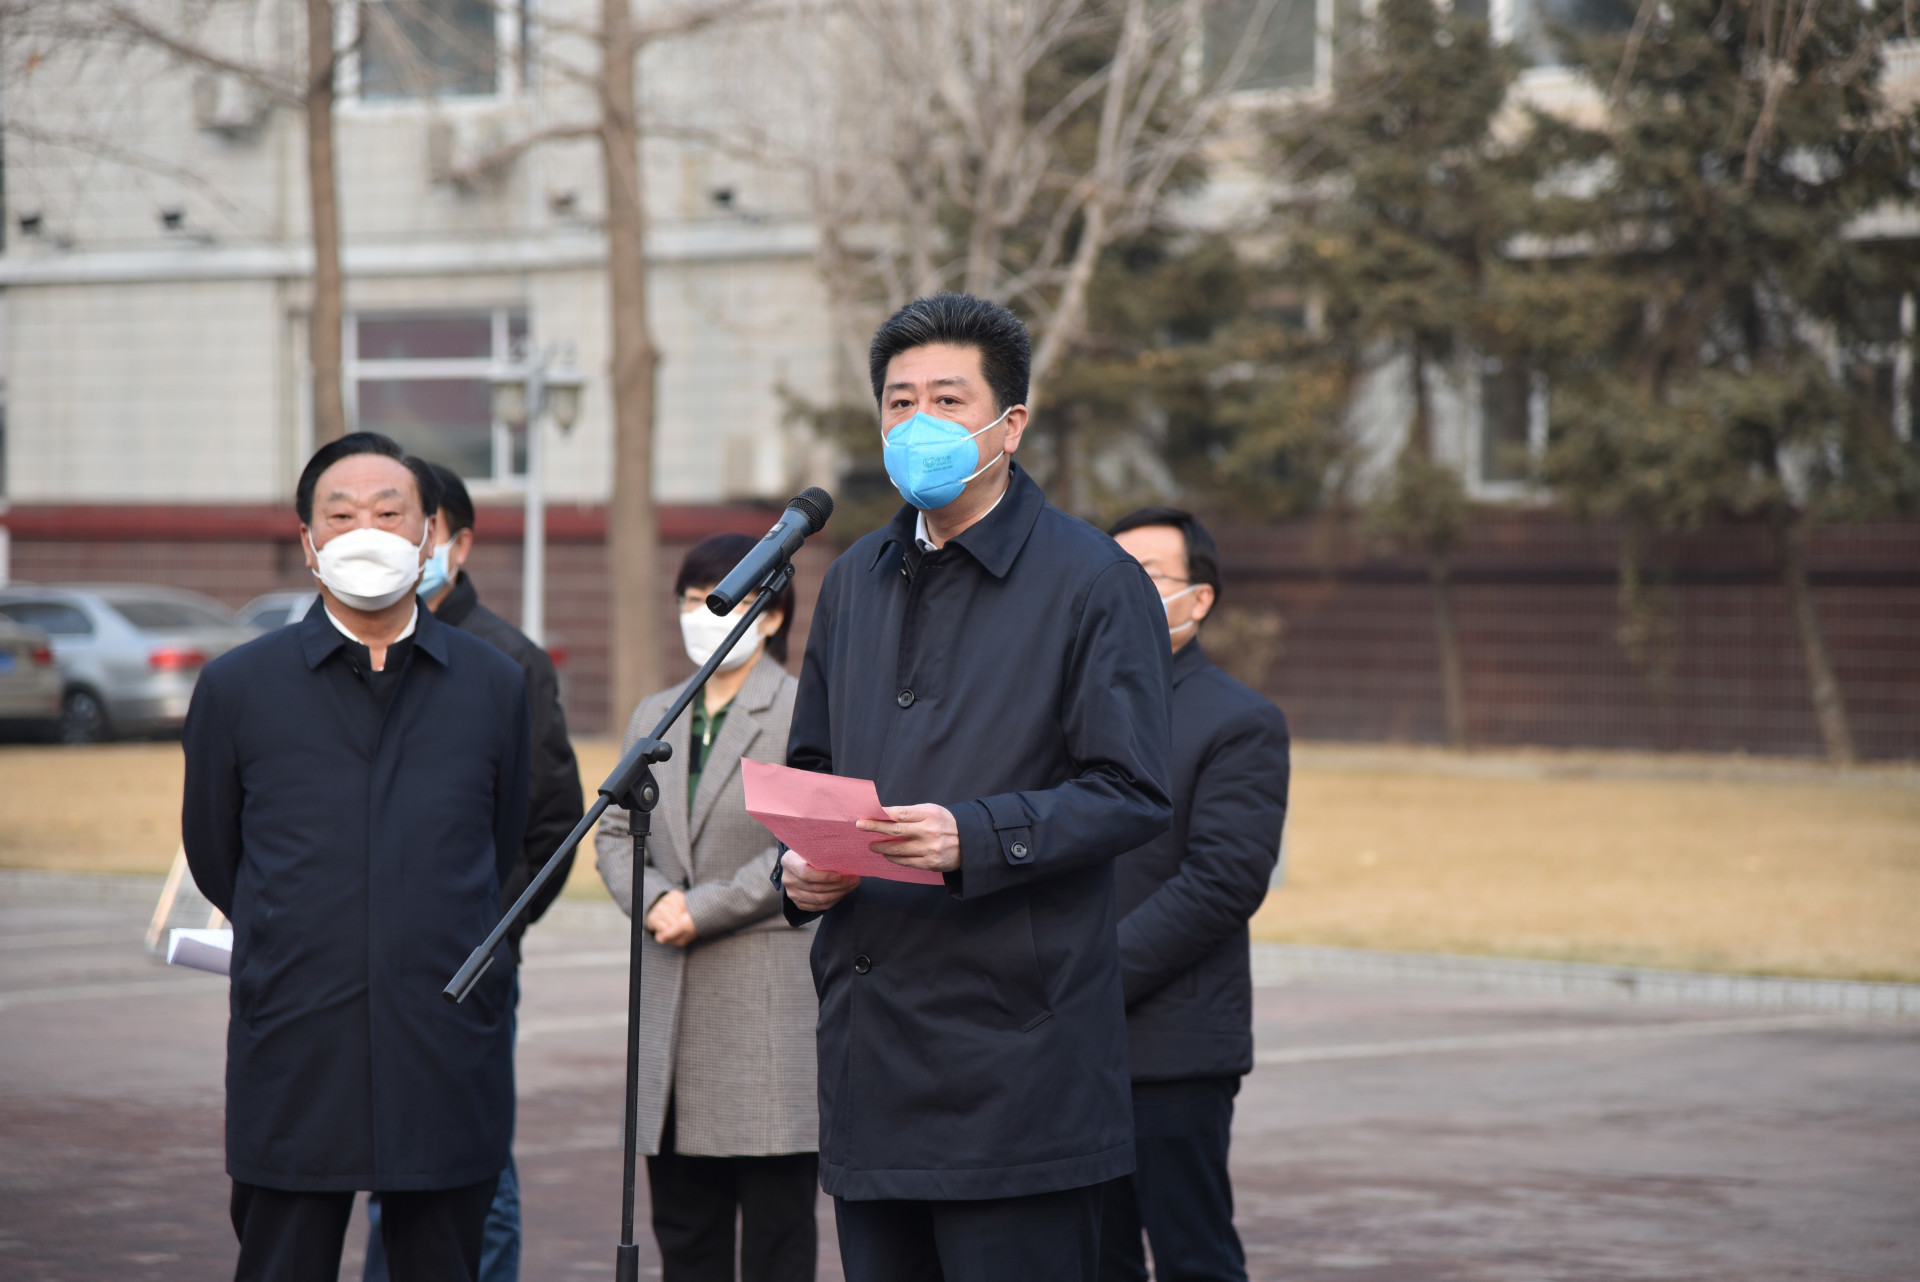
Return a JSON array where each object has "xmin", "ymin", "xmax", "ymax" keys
[{"xmin": 881, "ymin": 403, "xmax": 1018, "ymax": 445}]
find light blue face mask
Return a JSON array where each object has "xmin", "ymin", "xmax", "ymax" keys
[
  {"xmin": 881, "ymin": 406, "xmax": 1015, "ymax": 510},
  {"xmin": 417, "ymin": 541, "xmax": 454, "ymax": 599}
]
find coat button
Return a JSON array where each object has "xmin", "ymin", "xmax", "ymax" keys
[
  {"xmin": 896, "ymin": 689, "xmax": 915, "ymax": 708},
  {"xmin": 853, "ymin": 955, "xmax": 872, "ymax": 974},
  {"xmin": 1010, "ymin": 842, "xmax": 1028, "ymax": 859}
]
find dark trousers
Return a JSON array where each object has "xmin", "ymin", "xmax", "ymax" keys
[
  {"xmin": 646, "ymin": 1099, "xmax": 818, "ymax": 1282},
  {"xmin": 1098, "ymin": 1076, "xmax": 1245, "ymax": 1282},
  {"xmin": 834, "ymin": 1183, "xmax": 1102, "ymax": 1282},
  {"xmin": 230, "ymin": 1176, "xmax": 497, "ymax": 1282}
]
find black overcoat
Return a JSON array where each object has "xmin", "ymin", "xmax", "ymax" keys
[
  {"xmin": 432, "ymin": 570, "xmax": 585, "ymax": 956},
  {"xmin": 782, "ymin": 465, "xmax": 1174, "ymax": 1201},
  {"xmin": 182, "ymin": 605, "xmax": 530, "ymax": 1192},
  {"xmin": 1113, "ymin": 641, "xmax": 1290, "ymax": 1082}
]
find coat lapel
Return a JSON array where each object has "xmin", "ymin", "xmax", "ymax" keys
[
  {"xmin": 655, "ymin": 687, "xmax": 694, "ymax": 886},
  {"xmin": 686, "ymin": 657, "xmax": 783, "ymax": 854}
]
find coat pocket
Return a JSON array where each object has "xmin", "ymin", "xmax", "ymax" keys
[{"xmin": 956, "ymin": 893, "xmax": 1051, "ymax": 1034}]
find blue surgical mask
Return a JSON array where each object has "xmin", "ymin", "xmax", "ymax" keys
[
  {"xmin": 881, "ymin": 406, "xmax": 1015, "ymax": 510},
  {"xmin": 417, "ymin": 541, "xmax": 454, "ymax": 599}
]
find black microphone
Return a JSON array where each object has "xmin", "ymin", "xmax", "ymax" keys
[{"xmin": 706, "ymin": 488, "xmax": 833, "ymax": 614}]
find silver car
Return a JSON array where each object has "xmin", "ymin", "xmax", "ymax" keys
[
  {"xmin": 238, "ymin": 590, "xmax": 318, "ymax": 631},
  {"xmin": 0, "ymin": 585, "xmax": 261, "ymax": 743},
  {"xmin": 0, "ymin": 613, "xmax": 64, "ymax": 737}
]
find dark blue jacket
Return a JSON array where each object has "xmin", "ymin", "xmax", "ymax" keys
[
  {"xmin": 782, "ymin": 465, "xmax": 1174, "ymax": 1201},
  {"xmin": 1114, "ymin": 641, "xmax": 1289, "ymax": 1082},
  {"xmin": 182, "ymin": 604, "xmax": 529, "ymax": 1192}
]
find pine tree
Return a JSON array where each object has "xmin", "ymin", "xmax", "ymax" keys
[
  {"xmin": 1270, "ymin": 0, "xmax": 1534, "ymax": 746},
  {"xmin": 1530, "ymin": 0, "xmax": 1920, "ymax": 762}
]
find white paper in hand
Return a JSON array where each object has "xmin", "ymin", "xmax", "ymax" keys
[{"xmin": 168, "ymin": 927, "xmax": 233, "ymax": 976}]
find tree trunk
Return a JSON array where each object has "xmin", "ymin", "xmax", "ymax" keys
[
  {"xmin": 1775, "ymin": 516, "xmax": 1857, "ymax": 765},
  {"xmin": 1052, "ymin": 404, "xmax": 1083, "ymax": 515},
  {"xmin": 1429, "ymin": 556, "xmax": 1469, "ymax": 748},
  {"xmin": 305, "ymin": 0, "xmax": 346, "ymax": 443},
  {"xmin": 602, "ymin": 0, "xmax": 664, "ymax": 728},
  {"xmin": 1407, "ymin": 345, "xmax": 1469, "ymax": 747}
]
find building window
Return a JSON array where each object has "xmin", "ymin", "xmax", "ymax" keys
[
  {"xmin": 347, "ymin": 309, "xmax": 528, "ymax": 484},
  {"xmin": 357, "ymin": 0, "xmax": 514, "ymax": 101},
  {"xmin": 1848, "ymin": 290, "xmax": 1916, "ymax": 449},
  {"xmin": 1207, "ymin": 0, "xmax": 1327, "ymax": 92},
  {"xmin": 1505, "ymin": 0, "xmax": 1637, "ymax": 66},
  {"xmin": 1478, "ymin": 356, "xmax": 1545, "ymax": 485}
]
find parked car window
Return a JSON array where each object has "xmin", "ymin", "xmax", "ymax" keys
[
  {"xmin": 0, "ymin": 601, "xmax": 95, "ymax": 636},
  {"xmin": 107, "ymin": 599, "xmax": 239, "ymax": 631},
  {"xmin": 245, "ymin": 606, "xmax": 294, "ymax": 629}
]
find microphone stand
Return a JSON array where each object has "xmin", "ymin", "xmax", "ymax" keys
[{"xmin": 445, "ymin": 557, "xmax": 798, "ymax": 1282}]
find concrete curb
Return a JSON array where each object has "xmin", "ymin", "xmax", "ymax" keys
[
  {"xmin": 9, "ymin": 871, "xmax": 1915, "ymax": 1017},
  {"xmin": 0, "ymin": 868, "xmax": 166, "ymax": 906},
  {"xmin": 1252, "ymin": 943, "xmax": 1920, "ymax": 1016}
]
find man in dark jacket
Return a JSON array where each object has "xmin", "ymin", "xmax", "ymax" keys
[
  {"xmin": 1098, "ymin": 508, "xmax": 1290, "ymax": 1282},
  {"xmin": 361, "ymin": 463, "xmax": 585, "ymax": 1282},
  {"xmin": 183, "ymin": 433, "xmax": 530, "ymax": 1282},
  {"xmin": 778, "ymin": 294, "xmax": 1174, "ymax": 1281},
  {"xmin": 418, "ymin": 463, "xmax": 584, "ymax": 957}
]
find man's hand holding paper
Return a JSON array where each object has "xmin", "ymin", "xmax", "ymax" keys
[{"xmin": 742, "ymin": 760, "xmax": 950, "ymax": 908}]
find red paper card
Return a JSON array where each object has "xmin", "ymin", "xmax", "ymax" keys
[{"xmin": 741, "ymin": 759, "xmax": 945, "ymax": 885}]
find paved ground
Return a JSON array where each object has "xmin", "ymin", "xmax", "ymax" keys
[{"xmin": 2, "ymin": 883, "xmax": 1917, "ymax": 1281}]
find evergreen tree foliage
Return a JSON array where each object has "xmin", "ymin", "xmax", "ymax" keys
[
  {"xmin": 1039, "ymin": 231, "xmax": 1352, "ymax": 521},
  {"xmin": 1265, "ymin": 0, "xmax": 1534, "ymax": 744},
  {"xmin": 1527, "ymin": 0, "xmax": 1920, "ymax": 761}
]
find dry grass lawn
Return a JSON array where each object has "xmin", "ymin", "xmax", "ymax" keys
[
  {"xmin": 3, "ymin": 739, "xmax": 1915, "ymax": 981},
  {"xmin": 1255, "ymin": 747, "xmax": 1920, "ymax": 982}
]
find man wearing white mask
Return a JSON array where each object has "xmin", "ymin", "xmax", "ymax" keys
[
  {"xmin": 183, "ymin": 432, "xmax": 531, "ymax": 1282},
  {"xmin": 362, "ymin": 462, "xmax": 585, "ymax": 1282},
  {"xmin": 596, "ymin": 532, "xmax": 819, "ymax": 1281}
]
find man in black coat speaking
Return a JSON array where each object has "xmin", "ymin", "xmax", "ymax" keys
[
  {"xmin": 778, "ymin": 293, "xmax": 1174, "ymax": 1280},
  {"xmin": 1099, "ymin": 508, "xmax": 1291, "ymax": 1282},
  {"xmin": 183, "ymin": 432, "xmax": 530, "ymax": 1282}
]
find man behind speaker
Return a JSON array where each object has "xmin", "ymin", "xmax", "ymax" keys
[
  {"xmin": 778, "ymin": 293, "xmax": 1174, "ymax": 1280},
  {"xmin": 1099, "ymin": 508, "xmax": 1291, "ymax": 1282}
]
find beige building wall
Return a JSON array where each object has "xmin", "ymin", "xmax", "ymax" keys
[
  {"xmin": 0, "ymin": 0, "xmax": 836, "ymax": 510},
  {"xmin": 7, "ymin": 279, "xmax": 288, "ymax": 502}
]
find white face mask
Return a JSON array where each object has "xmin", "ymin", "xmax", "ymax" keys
[
  {"xmin": 1161, "ymin": 584, "xmax": 1199, "ymax": 637},
  {"xmin": 680, "ymin": 605, "xmax": 767, "ymax": 672},
  {"xmin": 307, "ymin": 525, "xmax": 429, "ymax": 612}
]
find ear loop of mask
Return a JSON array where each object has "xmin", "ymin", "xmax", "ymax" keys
[
  {"xmin": 1162, "ymin": 583, "xmax": 1199, "ymax": 635},
  {"xmin": 886, "ymin": 404, "xmax": 1019, "ymax": 487}
]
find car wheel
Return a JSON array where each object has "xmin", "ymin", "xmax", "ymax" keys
[{"xmin": 61, "ymin": 689, "xmax": 112, "ymax": 745}]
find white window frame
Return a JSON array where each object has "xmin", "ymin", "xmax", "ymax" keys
[
  {"xmin": 338, "ymin": 0, "xmax": 525, "ymax": 112},
  {"xmin": 1466, "ymin": 354, "xmax": 1549, "ymax": 500},
  {"xmin": 344, "ymin": 307, "xmax": 529, "ymax": 493},
  {"xmin": 1206, "ymin": 0, "xmax": 1340, "ymax": 106}
]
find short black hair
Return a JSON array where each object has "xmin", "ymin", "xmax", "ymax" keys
[
  {"xmin": 1108, "ymin": 506, "xmax": 1222, "ymax": 605},
  {"xmin": 869, "ymin": 293, "xmax": 1031, "ymax": 415},
  {"xmin": 673, "ymin": 533, "xmax": 798, "ymax": 664},
  {"xmin": 427, "ymin": 462, "xmax": 475, "ymax": 535},
  {"xmin": 296, "ymin": 431, "xmax": 440, "ymax": 526}
]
